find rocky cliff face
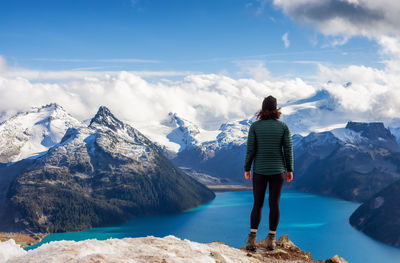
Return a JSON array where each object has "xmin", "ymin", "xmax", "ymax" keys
[
  {"xmin": 4, "ymin": 106, "xmax": 215, "ymax": 233},
  {"xmin": 349, "ymin": 179, "xmax": 400, "ymax": 247},
  {"xmin": 0, "ymin": 235, "xmax": 347, "ymax": 263}
]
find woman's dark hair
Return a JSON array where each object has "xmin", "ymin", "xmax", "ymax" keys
[{"xmin": 255, "ymin": 95, "xmax": 282, "ymax": 120}]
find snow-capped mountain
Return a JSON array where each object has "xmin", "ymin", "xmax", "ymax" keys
[
  {"xmin": 201, "ymin": 117, "xmax": 256, "ymax": 152},
  {"xmin": 290, "ymin": 121, "xmax": 400, "ymax": 202},
  {"xmin": 294, "ymin": 121, "xmax": 400, "ymax": 157},
  {"xmin": 160, "ymin": 112, "xmax": 202, "ymax": 152},
  {"xmin": 132, "ymin": 112, "xmax": 220, "ymax": 158},
  {"xmin": 168, "ymin": 117, "xmax": 400, "ymax": 196},
  {"xmin": 153, "ymin": 113, "xmax": 256, "ymax": 156},
  {"xmin": 2, "ymin": 87, "xmax": 400, "ymax": 167},
  {"xmin": 133, "ymin": 89, "xmax": 354, "ymax": 158},
  {"xmin": 131, "ymin": 91, "xmax": 344, "ymax": 183},
  {"xmin": 52, "ymin": 106, "xmax": 157, "ymax": 170},
  {"xmin": 0, "ymin": 103, "xmax": 83, "ymax": 164},
  {"xmin": 4, "ymin": 106, "xmax": 215, "ymax": 233}
]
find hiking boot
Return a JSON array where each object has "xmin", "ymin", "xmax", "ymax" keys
[
  {"xmin": 262, "ymin": 233, "xmax": 276, "ymax": 250},
  {"xmin": 265, "ymin": 233, "xmax": 277, "ymax": 250},
  {"xmin": 245, "ymin": 232, "xmax": 257, "ymax": 251}
]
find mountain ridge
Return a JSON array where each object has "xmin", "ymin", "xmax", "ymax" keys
[
  {"xmin": 1, "ymin": 103, "xmax": 400, "ymax": 248},
  {"xmin": 289, "ymin": 121, "xmax": 400, "ymax": 202},
  {"xmin": 1, "ymin": 106, "xmax": 215, "ymax": 233}
]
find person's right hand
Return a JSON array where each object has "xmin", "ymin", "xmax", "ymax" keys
[{"xmin": 285, "ymin": 172, "xmax": 293, "ymax": 182}]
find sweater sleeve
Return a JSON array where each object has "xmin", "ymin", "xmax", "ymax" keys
[
  {"xmin": 282, "ymin": 123, "xmax": 294, "ymax": 172},
  {"xmin": 244, "ymin": 123, "xmax": 256, "ymax": 172}
]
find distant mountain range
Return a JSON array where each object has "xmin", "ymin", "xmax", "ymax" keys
[
  {"xmin": 0, "ymin": 104, "xmax": 215, "ymax": 233},
  {"xmin": 288, "ymin": 121, "xmax": 400, "ymax": 202},
  {"xmin": 140, "ymin": 107, "xmax": 400, "ymax": 248},
  {"xmin": 1, "ymin": 101, "xmax": 400, "ymax": 247}
]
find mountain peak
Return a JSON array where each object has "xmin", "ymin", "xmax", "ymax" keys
[
  {"xmin": 345, "ymin": 121, "xmax": 393, "ymax": 139},
  {"xmin": 29, "ymin": 103, "xmax": 65, "ymax": 113},
  {"xmin": 97, "ymin": 106, "xmax": 113, "ymax": 116},
  {"xmin": 0, "ymin": 103, "xmax": 82, "ymax": 163},
  {"xmin": 89, "ymin": 106, "xmax": 124, "ymax": 131},
  {"xmin": 167, "ymin": 112, "xmax": 188, "ymax": 127},
  {"xmin": 42, "ymin": 102, "xmax": 64, "ymax": 110},
  {"xmin": 346, "ymin": 121, "xmax": 385, "ymax": 131},
  {"xmin": 162, "ymin": 112, "xmax": 199, "ymax": 131}
]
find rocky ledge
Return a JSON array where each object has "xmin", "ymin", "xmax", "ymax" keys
[
  {"xmin": 240, "ymin": 235, "xmax": 347, "ymax": 263},
  {"xmin": 0, "ymin": 235, "xmax": 347, "ymax": 263}
]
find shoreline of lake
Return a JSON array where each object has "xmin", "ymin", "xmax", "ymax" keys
[
  {"xmin": 0, "ymin": 232, "xmax": 48, "ymax": 248},
  {"xmin": 206, "ymin": 184, "xmax": 252, "ymax": 192},
  {"xmin": 23, "ymin": 189, "xmax": 400, "ymax": 263}
]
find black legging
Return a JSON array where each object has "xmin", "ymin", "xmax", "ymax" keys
[{"xmin": 250, "ymin": 171, "xmax": 285, "ymax": 231}]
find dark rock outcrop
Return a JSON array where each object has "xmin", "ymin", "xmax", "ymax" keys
[{"xmin": 349, "ymin": 179, "xmax": 400, "ymax": 247}]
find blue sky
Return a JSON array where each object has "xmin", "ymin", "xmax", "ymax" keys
[
  {"xmin": 0, "ymin": 0, "xmax": 381, "ymax": 78},
  {"xmin": 1, "ymin": 0, "xmax": 400, "ymax": 132}
]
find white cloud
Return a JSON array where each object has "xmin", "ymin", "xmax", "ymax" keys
[
  {"xmin": 316, "ymin": 61, "xmax": 400, "ymax": 121},
  {"xmin": 282, "ymin": 32, "xmax": 290, "ymax": 48},
  {"xmin": 0, "ymin": 59, "xmax": 317, "ymax": 130},
  {"xmin": 273, "ymin": 0, "xmax": 400, "ymax": 39},
  {"xmin": 3, "ymin": 46, "xmax": 400, "ymax": 132},
  {"xmin": 234, "ymin": 60, "xmax": 270, "ymax": 81},
  {"xmin": 267, "ymin": 0, "xmax": 400, "ymax": 125},
  {"xmin": 378, "ymin": 35, "xmax": 400, "ymax": 58}
]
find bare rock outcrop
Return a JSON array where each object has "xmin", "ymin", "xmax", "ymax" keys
[
  {"xmin": 240, "ymin": 234, "xmax": 348, "ymax": 263},
  {"xmin": 0, "ymin": 234, "xmax": 347, "ymax": 263}
]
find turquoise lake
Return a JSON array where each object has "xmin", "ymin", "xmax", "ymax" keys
[{"xmin": 27, "ymin": 189, "xmax": 400, "ymax": 263}]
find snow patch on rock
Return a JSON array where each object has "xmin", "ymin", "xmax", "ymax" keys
[
  {"xmin": 0, "ymin": 239, "xmax": 27, "ymax": 263},
  {"xmin": 330, "ymin": 127, "xmax": 363, "ymax": 144},
  {"xmin": 372, "ymin": 196, "xmax": 385, "ymax": 209}
]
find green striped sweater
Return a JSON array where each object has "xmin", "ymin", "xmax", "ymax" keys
[{"xmin": 244, "ymin": 119, "xmax": 294, "ymax": 175}]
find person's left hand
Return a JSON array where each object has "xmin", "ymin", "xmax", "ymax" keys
[{"xmin": 244, "ymin": 171, "xmax": 251, "ymax": 180}]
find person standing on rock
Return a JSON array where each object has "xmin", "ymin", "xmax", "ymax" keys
[{"xmin": 244, "ymin": 95, "xmax": 294, "ymax": 251}]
